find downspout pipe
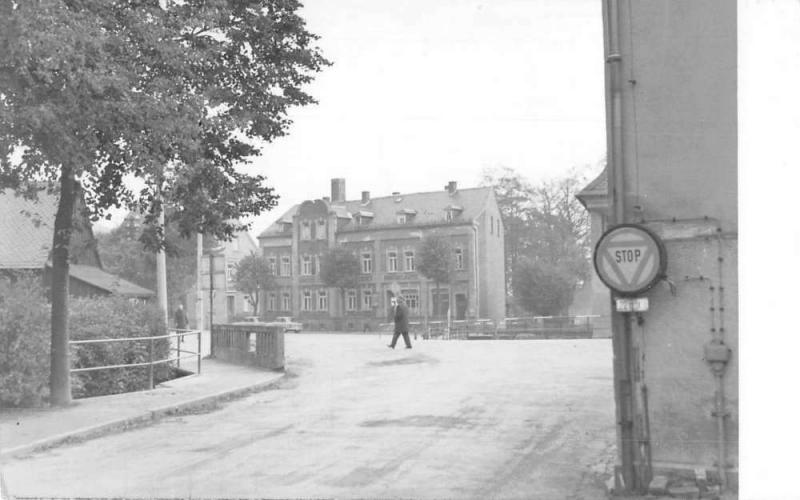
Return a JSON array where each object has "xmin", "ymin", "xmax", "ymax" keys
[{"xmin": 603, "ymin": 0, "xmax": 637, "ymax": 492}]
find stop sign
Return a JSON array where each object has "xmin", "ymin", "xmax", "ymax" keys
[{"xmin": 593, "ymin": 224, "xmax": 667, "ymax": 296}]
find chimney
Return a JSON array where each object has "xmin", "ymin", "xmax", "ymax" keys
[
  {"xmin": 446, "ymin": 181, "xmax": 457, "ymax": 194},
  {"xmin": 361, "ymin": 191, "xmax": 370, "ymax": 203},
  {"xmin": 331, "ymin": 178, "xmax": 346, "ymax": 203}
]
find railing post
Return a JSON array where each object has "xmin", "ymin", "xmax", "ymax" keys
[
  {"xmin": 177, "ymin": 331, "xmax": 181, "ymax": 369},
  {"xmin": 148, "ymin": 337, "xmax": 154, "ymax": 390},
  {"xmin": 197, "ymin": 330, "xmax": 202, "ymax": 375}
]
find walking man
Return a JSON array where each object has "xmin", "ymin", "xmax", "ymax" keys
[
  {"xmin": 174, "ymin": 303, "xmax": 188, "ymax": 330},
  {"xmin": 388, "ymin": 295, "xmax": 412, "ymax": 349}
]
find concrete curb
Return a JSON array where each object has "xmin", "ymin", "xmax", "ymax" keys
[{"xmin": 0, "ymin": 373, "xmax": 285, "ymax": 461}]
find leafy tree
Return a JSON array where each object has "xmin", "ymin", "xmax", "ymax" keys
[
  {"xmin": 233, "ymin": 253, "xmax": 275, "ymax": 316},
  {"xmin": 97, "ymin": 213, "xmax": 205, "ymax": 310},
  {"xmin": 482, "ymin": 166, "xmax": 595, "ymax": 315},
  {"xmin": 512, "ymin": 258, "xmax": 575, "ymax": 316},
  {"xmin": 319, "ymin": 248, "xmax": 360, "ymax": 314},
  {"xmin": 416, "ymin": 235, "xmax": 453, "ymax": 320},
  {"xmin": 0, "ymin": 1, "xmax": 329, "ymax": 405}
]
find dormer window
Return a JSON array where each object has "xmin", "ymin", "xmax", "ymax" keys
[
  {"xmin": 445, "ymin": 204, "xmax": 463, "ymax": 221},
  {"xmin": 396, "ymin": 208, "xmax": 417, "ymax": 225},
  {"xmin": 301, "ymin": 221, "xmax": 311, "ymax": 240},
  {"xmin": 282, "ymin": 221, "xmax": 292, "ymax": 233}
]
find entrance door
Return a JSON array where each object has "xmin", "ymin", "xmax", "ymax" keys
[
  {"xmin": 432, "ymin": 289, "xmax": 449, "ymax": 320},
  {"xmin": 455, "ymin": 294, "xmax": 467, "ymax": 320}
]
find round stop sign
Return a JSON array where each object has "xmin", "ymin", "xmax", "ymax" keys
[{"xmin": 593, "ymin": 224, "xmax": 667, "ymax": 296}]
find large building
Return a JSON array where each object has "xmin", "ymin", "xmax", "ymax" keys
[{"xmin": 257, "ymin": 179, "xmax": 505, "ymax": 330}]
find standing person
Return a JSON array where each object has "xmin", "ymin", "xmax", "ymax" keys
[
  {"xmin": 388, "ymin": 296, "xmax": 412, "ymax": 349},
  {"xmin": 174, "ymin": 303, "xmax": 188, "ymax": 330}
]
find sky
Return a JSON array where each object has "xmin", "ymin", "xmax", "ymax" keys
[{"xmin": 231, "ymin": 0, "xmax": 608, "ymax": 237}]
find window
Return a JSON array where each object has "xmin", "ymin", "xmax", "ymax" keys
[
  {"xmin": 268, "ymin": 293, "xmax": 277, "ymax": 311},
  {"xmin": 280, "ymin": 256, "xmax": 291, "ymax": 276},
  {"xmin": 268, "ymin": 257, "xmax": 277, "ymax": 274},
  {"xmin": 226, "ymin": 262, "xmax": 236, "ymax": 285},
  {"xmin": 396, "ymin": 214, "xmax": 407, "ymax": 225},
  {"xmin": 388, "ymin": 251, "xmax": 398, "ymax": 272},
  {"xmin": 346, "ymin": 290, "xmax": 358, "ymax": 311},
  {"xmin": 317, "ymin": 290, "xmax": 328, "ymax": 311},
  {"xmin": 302, "ymin": 290, "xmax": 313, "ymax": 311},
  {"xmin": 242, "ymin": 297, "xmax": 251, "ymax": 312},
  {"xmin": 301, "ymin": 221, "xmax": 311, "ymax": 240},
  {"xmin": 401, "ymin": 289, "xmax": 419, "ymax": 312},
  {"xmin": 404, "ymin": 250, "xmax": 415, "ymax": 271},
  {"xmin": 301, "ymin": 255, "xmax": 312, "ymax": 276},
  {"xmin": 361, "ymin": 252, "xmax": 372, "ymax": 274},
  {"xmin": 315, "ymin": 255, "xmax": 321, "ymax": 275},
  {"xmin": 455, "ymin": 248, "xmax": 464, "ymax": 270},
  {"xmin": 316, "ymin": 219, "xmax": 326, "ymax": 240},
  {"xmin": 445, "ymin": 210, "xmax": 453, "ymax": 222},
  {"xmin": 362, "ymin": 289, "xmax": 373, "ymax": 310},
  {"xmin": 282, "ymin": 293, "xmax": 291, "ymax": 311}
]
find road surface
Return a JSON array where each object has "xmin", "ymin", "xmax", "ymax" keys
[{"xmin": 3, "ymin": 334, "xmax": 616, "ymax": 499}]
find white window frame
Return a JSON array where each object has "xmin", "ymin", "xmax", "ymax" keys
[
  {"xmin": 267, "ymin": 256, "xmax": 277, "ymax": 275},
  {"xmin": 401, "ymin": 289, "xmax": 419, "ymax": 312},
  {"xmin": 346, "ymin": 289, "xmax": 358, "ymax": 311},
  {"xmin": 455, "ymin": 247, "xmax": 464, "ymax": 270},
  {"xmin": 396, "ymin": 214, "xmax": 407, "ymax": 225},
  {"xmin": 387, "ymin": 250, "xmax": 398, "ymax": 272},
  {"xmin": 404, "ymin": 250, "xmax": 415, "ymax": 271},
  {"xmin": 361, "ymin": 252, "xmax": 372, "ymax": 274},
  {"xmin": 317, "ymin": 290, "xmax": 328, "ymax": 311},
  {"xmin": 301, "ymin": 255, "xmax": 312, "ymax": 276},
  {"xmin": 268, "ymin": 293, "xmax": 277, "ymax": 311},
  {"xmin": 301, "ymin": 220, "xmax": 311, "ymax": 240},
  {"xmin": 281, "ymin": 256, "xmax": 291, "ymax": 276},
  {"xmin": 362, "ymin": 289, "xmax": 373, "ymax": 310},
  {"xmin": 302, "ymin": 290, "xmax": 313, "ymax": 311},
  {"xmin": 316, "ymin": 219, "xmax": 327, "ymax": 240},
  {"xmin": 281, "ymin": 293, "xmax": 291, "ymax": 311}
]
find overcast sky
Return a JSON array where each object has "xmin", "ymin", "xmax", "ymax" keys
[{"xmin": 234, "ymin": 0, "xmax": 607, "ymax": 236}]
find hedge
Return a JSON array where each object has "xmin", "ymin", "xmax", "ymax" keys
[{"xmin": 0, "ymin": 275, "xmax": 174, "ymax": 407}]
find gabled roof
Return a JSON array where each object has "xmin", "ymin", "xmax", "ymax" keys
[
  {"xmin": 577, "ymin": 167, "xmax": 608, "ymax": 199},
  {"xmin": 63, "ymin": 264, "xmax": 155, "ymax": 298},
  {"xmin": 0, "ymin": 190, "xmax": 59, "ymax": 269},
  {"xmin": 259, "ymin": 186, "xmax": 492, "ymax": 237}
]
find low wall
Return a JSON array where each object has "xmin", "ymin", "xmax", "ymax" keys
[{"xmin": 211, "ymin": 323, "xmax": 285, "ymax": 370}]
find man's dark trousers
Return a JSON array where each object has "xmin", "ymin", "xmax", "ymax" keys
[{"xmin": 389, "ymin": 330, "xmax": 412, "ymax": 348}]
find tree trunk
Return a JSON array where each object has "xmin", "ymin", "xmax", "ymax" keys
[{"xmin": 50, "ymin": 165, "xmax": 76, "ymax": 406}]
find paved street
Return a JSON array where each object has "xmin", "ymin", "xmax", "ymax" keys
[{"xmin": 2, "ymin": 334, "xmax": 616, "ymax": 499}]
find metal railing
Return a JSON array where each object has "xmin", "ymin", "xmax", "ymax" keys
[{"xmin": 68, "ymin": 329, "xmax": 202, "ymax": 390}]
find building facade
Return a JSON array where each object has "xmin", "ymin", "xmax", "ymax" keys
[
  {"xmin": 185, "ymin": 231, "xmax": 260, "ymax": 329},
  {"xmin": 596, "ymin": 0, "xmax": 737, "ymax": 493},
  {"xmin": 257, "ymin": 179, "xmax": 505, "ymax": 330}
]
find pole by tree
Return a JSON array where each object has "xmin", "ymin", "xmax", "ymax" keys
[
  {"xmin": 319, "ymin": 247, "xmax": 360, "ymax": 315},
  {"xmin": 232, "ymin": 253, "xmax": 275, "ymax": 317},
  {"xmin": 0, "ymin": 1, "xmax": 329, "ymax": 405}
]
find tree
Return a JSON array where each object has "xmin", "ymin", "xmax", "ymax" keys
[
  {"xmin": 97, "ymin": 213, "xmax": 204, "ymax": 309},
  {"xmin": 512, "ymin": 258, "xmax": 575, "ymax": 316},
  {"xmin": 416, "ymin": 235, "xmax": 453, "ymax": 320},
  {"xmin": 0, "ymin": 1, "xmax": 329, "ymax": 405},
  {"xmin": 482, "ymin": 166, "xmax": 595, "ymax": 316},
  {"xmin": 319, "ymin": 248, "xmax": 360, "ymax": 315},
  {"xmin": 233, "ymin": 253, "xmax": 275, "ymax": 317}
]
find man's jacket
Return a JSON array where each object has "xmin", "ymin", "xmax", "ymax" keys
[{"xmin": 394, "ymin": 303, "xmax": 410, "ymax": 333}]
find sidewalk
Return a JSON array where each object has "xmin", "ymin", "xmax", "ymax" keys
[{"xmin": 0, "ymin": 360, "xmax": 284, "ymax": 461}]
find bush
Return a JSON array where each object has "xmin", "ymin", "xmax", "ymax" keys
[
  {"xmin": 0, "ymin": 275, "xmax": 51, "ymax": 407},
  {"xmin": 70, "ymin": 296, "xmax": 171, "ymax": 399},
  {"xmin": 0, "ymin": 275, "xmax": 174, "ymax": 407}
]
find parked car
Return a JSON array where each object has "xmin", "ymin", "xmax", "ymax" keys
[{"xmin": 275, "ymin": 316, "xmax": 302, "ymax": 333}]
